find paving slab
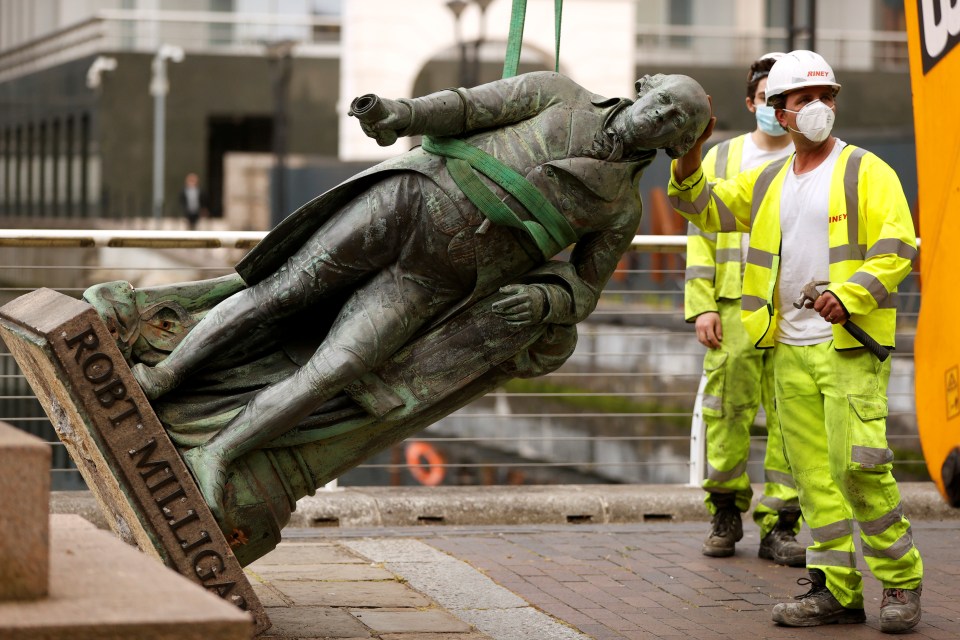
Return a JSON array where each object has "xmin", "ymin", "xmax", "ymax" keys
[
  {"xmin": 349, "ymin": 609, "xmax": 473, "ymax": 633},
  {"xmin": 271, "ymin": 580, "xmax": 433, "ymax": 608},
  {"xmin": 258, "ymin": 606, "xmax": 373, "ymax": 639},
  {"xmin": 250, "ymin": 563, "xmax": 395, "ymax": 582}
]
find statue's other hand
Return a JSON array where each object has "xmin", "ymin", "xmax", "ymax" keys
[{"xmin": 492, "ymin": 284, "xmax": 547, "ymax": 327}]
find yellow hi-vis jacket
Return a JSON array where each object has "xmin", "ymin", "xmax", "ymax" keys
[
  {"xmin": 670, "ymin": 143, "xmax": 917, "ymax": 350},
  {"xmin": 684, "ymin": 134, "xmax": 749, "ymax": 321}
]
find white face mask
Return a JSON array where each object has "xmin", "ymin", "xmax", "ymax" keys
[{"xmin": 784, "ymin": 100, "xmax": 835, "ymax": 142}]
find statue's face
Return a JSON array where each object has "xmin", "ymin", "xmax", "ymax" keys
[{"xmin": 623, "ymin": 74, "xmax": 710, "ymax": 158}]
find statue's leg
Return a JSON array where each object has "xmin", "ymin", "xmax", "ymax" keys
[
  {"xmin": 134, "ymin": 180, "xmax": 415, "ymax": 400},
  {"xmin": 185, "ymin": 262, "xmax": 459, "ymax": 516}
]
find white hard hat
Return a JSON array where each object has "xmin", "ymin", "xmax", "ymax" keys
[{"xmin": 765, "ymin": 50, "xmax": 841, "ymax": 99}]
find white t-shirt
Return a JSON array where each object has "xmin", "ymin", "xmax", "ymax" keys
[
  {"xmin": 738, "ymin": 134, "xmax": 795, "ymax": 267},
  {"xmin": 775, "ymin": 139, "xmax": 847, "ymax": 345}
]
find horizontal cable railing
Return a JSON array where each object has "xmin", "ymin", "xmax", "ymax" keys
[{"xmin": 0, "ymin": 230, "xmax": 924, "ymax": 490}]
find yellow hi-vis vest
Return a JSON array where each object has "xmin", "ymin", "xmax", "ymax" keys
[
  {"xmin": 670, "ymin": 143, "xmax": 917, "ymax": 350},
  {"xmin": 684, "ymin": 135, "xmax": 748, "ymax": 321}
]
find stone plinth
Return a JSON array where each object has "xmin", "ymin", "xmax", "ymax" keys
[
  {"xmin": 0, "ymin": 422, "xmax": 50, "ymax": 600},
  {"xmin": 0, "ymin": 515, "xmax": 253, "ymax": 640},
  {"xmin": 0, "ymin": 289, "xmax": 268, "ymax": 634}
]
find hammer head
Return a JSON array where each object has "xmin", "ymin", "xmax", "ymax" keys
[{"xmin": 792, "ymin": 280, "xmax": 831, "ymax": 309}]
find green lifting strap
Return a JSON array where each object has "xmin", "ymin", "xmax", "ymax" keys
[
  {"xmin": 421, "ymin": 135, "xmax": 577, "ymax": 259},
  {"xmin": 502, "ymin": 0, "xmax": 563, "ymax": 78}
]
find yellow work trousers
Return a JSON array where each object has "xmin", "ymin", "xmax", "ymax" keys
[
  {"xmin": 773, "ymin": 341, "xmax": 923, "ymax": 609},
  {"xmin": 701, "ymin": 299, "xmax": 800, "ymax": 537}
]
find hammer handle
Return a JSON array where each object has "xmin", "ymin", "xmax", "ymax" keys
[{"xmin": 842, "ymin": 320, "xmax": 890, "ymax": 362}]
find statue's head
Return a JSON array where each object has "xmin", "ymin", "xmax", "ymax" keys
[{"xmin": 623, "ymin": 74, "xmax": 711, "ymax": 158}]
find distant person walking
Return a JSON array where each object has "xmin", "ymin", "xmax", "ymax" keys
[{"xmin": 179, "ymin": 172, "xmax": 208, "ymax": 230}]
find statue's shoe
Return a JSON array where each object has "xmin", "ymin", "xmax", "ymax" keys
[
  {"xmin": 182, "ymin": 446, "xmax": 227, "ymax": 521},
  {"xmin": 131, "ymin": 363, "xmax": 179, "ymax": 401}
]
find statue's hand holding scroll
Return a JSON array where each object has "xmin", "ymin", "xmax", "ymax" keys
[{"xmin": 348, "ymin": 94, "xmax": 412, "ymax": 146}]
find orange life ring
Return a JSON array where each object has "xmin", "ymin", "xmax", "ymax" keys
[{"xmin": 405, "ymin": 442, "xmax": 446, "ymax": 486}]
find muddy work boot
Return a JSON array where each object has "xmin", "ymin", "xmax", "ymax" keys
[
  {"xmin": 759, "ymin": 507, "xmax": 806, "ymax": 567},
  {"xmin": 772, "ymin": 569, "xmax": 866, "ymax": 627},
  {"xmin": 702, "ymin": 493, "xmax": 743, "ymax": 557},
  {"xmin": 879, "ymin": 586, "xmax": 921, "ymax": 633}
]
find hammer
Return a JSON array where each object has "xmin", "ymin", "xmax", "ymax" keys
[{"xmin": 793, "ymin": 280, "xmax": 890, "ymax": 362}]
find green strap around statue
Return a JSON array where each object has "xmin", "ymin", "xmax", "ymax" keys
[
  {"xmin": 503, "ymin": 0, "xmax": 563, "ymax": 78},
  {"xmin": 423, "ymin": 0, "xmax": 570, "ymax": 260},
  {"xmin": 421, "ymin": 136, "xmax": 576, "ymax": 259}
]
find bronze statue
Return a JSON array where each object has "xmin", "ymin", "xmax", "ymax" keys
[{"xmin": 86, "ymin": 71, "xmax": 709, "ymax": 557}]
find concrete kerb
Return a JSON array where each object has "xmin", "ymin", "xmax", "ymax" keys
[{"xmin": 52, "ymin": 482, "xmax": 960, "ymax": 531}]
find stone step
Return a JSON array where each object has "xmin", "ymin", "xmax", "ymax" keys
[
  {"xmin": 0, "ymin": 421, "xmax": 50, "ymax": 601},
  {"xmin": 0, "ymin": 515, "xmax": 253, "ymax": 640}
]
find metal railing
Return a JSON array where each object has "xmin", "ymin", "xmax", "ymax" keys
[{"xmin": 0, "ymin": 230, "xmax": 924, "ymax": 489}]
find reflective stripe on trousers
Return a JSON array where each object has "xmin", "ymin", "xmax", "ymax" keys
[{"xmin": 773, "ymin": 342, "xmax": 923, "ymax": 609}]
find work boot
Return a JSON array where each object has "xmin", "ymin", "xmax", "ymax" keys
[
  {"xmin": 772, "ymin": 569, "xmax": 866, "ymax": 627},
  {"xmin": 759, "ymin": 507, "xmax": 806, "ymax": 567},
  {"xmin": 879, "ymin": 586, "xmax": 921, "ymax": 633},
  {"xmin": 702, "ymin": 493, "xmax": 743, "ymax": 558}
]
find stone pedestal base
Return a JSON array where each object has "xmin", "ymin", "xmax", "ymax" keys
[
  {"xmin": 0, "ymin": 423, "xmax": 50, "ymax": 600},
  {"xmin": 0, "ymin": 515, "xmax": 254, "ymax": 640},
  {"xmin": 0, "ymin": 289, "xmax": 268, "ymax": 634}
]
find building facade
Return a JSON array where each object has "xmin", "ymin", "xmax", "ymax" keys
[{"xmin": 0, "ymin": 0, "xmax": 912, "ymax": 228}]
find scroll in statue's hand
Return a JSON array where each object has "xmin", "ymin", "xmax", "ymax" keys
[
  {"xmin": 492, "ymin": 284, "xmax": 548, "ymax": 327},
  {"xmin": 348, "ymin": 94, "xmax": 412, "ymax": 146}
]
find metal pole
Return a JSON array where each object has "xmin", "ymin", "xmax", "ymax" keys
[
  {"xmin": 807, "ymin": 0, "xmax": 817, "ymax": 51},
  {"xmin": 446, "ymin": 1, "xmax": 469, "ymax": 86},
  {"xmin": 267, "ymin": 41, "xmax": 295, "ymax": 228},
  {"xmin": 786, "ymin": 0, "xmax": 796, "ymax": 52},
  {"xmin": 152, "ymin": 72, "xmax": 166, "ymax": 222},
  {"xmin": 150, "ymin": 46, "xmax": 183, "ymax": 223}
]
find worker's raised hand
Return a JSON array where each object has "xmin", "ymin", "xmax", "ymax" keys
[
  {"xmin": 673, "ymin": 96, "xmax": 714, "ymax": 182},
  {"xmin": 696, "ymin": 95, "xmax": 716, "ymax": 146},
  {"xmin": 348, "ymin": 94, "xmax": 411, "ymax": 146},
  {"xmin": 492, "ymin": 284, "xmax": 547, "ymax": 327}
]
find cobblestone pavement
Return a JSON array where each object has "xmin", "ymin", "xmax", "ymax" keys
[{"xmin": 249, "ymin": 520, "xmax": 960, "ymax": 640}]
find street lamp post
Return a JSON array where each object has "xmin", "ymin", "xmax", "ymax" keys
[
  {"xmin": 471, "ymin": 0, "xmax": 494, "ymax": 87},
  {"xmin": 445, "ymin": 0, "xmax": 469, "ymax": 86},
  {"xmin": 150, "ymin": 44, "xmax": 184, "ymax": 223},
  {"xmin": 266, "ymin": 40, "xmax": 296, "ymax": 228},
  {"xmin": 445, "ymin": 0, "xmax": 494, "ymax": 88}
]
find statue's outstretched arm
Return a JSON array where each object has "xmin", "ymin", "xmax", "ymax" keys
[{"xmin": 351, "ymin": 71, "xmax": 573, "ymax": 145}]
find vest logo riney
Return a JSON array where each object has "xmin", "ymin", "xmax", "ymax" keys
[{"xmin": 829, "ymin": 213, "xmax": 847, "ymax": 224}]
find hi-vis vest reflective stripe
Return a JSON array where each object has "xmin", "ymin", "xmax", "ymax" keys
[
  {"xmin": 684, "ymin": 135, "xmax": 748, "ymax": 320},
  {"xmin": 739, "ymin": 144, "xmax": 917, "ymax": 350}
]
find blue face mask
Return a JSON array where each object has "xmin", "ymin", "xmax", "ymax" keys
[{"xmin": 755, "ymin": 104, "xmax": 787, "ymax": 137}]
